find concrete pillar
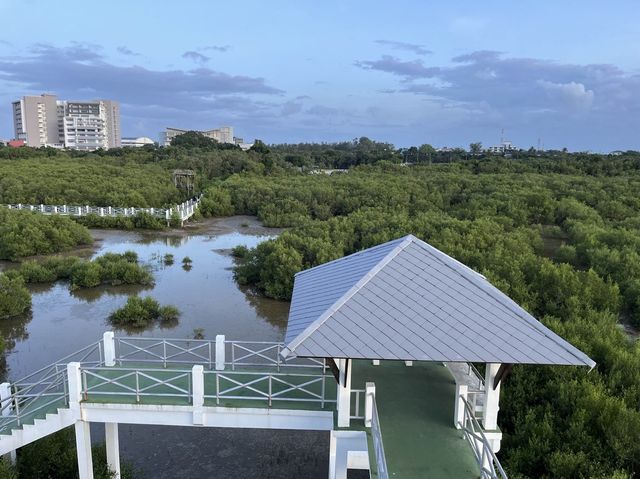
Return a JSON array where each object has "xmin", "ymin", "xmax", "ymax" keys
[
  {"xmin": 215, "ymin": 335, "xmax": 225, "ymax": 370},
  {"xmin": 192, "ymin": 365, "xmax": 204, "ymax": 425},
  {"xmin": 105, "ymin": 423, "xmax": 120, "ymax": 479},
  {"xmin": 371, "ymin": 360, "xmax": 380, "ymax": 366},
  {"xmin": 74, "ymin": 420, "xmax": 94, "ymax": 479},
  {"xmin": 404, "ymin": 360, "xmax": 413, "ymax": 366},
  {"xmin": 103, "ymin": 332, "xmax": 116, "ymax": 367},
  {"xmin": 454, "ymin": 383, "xmax": 468, "ymax": 429},
  {"xmin": 364, "ymin": 382, "xmax": 375, "ymax": 428},
  {"xmin": 0, "ymin": 383, "xmax": 16, "ymax": 464},
  {"xmin": 483, "ymin": 363, "xmax": 501, "ymax": 430},
  {"xmin": 67, "ymin": 362, "xmax": 83, "ymax": 407},
  {"xmin": 336, "ymin": 358, "xmax": 352, "ymax": 428}
]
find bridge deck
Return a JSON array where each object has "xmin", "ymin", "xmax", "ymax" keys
[{"xmin": 350, "ymin": 360, "xmax": 480, "ymax": 479}]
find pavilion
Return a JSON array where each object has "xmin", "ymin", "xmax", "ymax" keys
[{"xmin": 281, "ymin": 234, "xmax": 594, "ymax": 478}]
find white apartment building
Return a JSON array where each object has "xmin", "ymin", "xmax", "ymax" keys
[
  {"xmin": 121, "ymin": 136, "xmax": 155, "ymax": 147},
  {"xmin": 161, "ymin": 126, "xmax": 234, "ymax": 146},
  {"xmin": 12, "ymin": 94, "xmax": 121, "ymax": 150}
]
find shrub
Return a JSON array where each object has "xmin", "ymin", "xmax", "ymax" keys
[
  {"xmin": 0, "ymin": 274, "xmax": 31, "ymax": 319},
  {"xmin": 108, "ymin": 296, "xmax": 180, "ymax": 328},
  {"xmin": 163, "ymin": 253, "xmax": 174, "ymax": 265}
]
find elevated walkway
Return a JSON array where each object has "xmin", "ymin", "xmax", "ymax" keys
[{"xmin": 0, "ymin": 334, "xmax": 508, "ymax": 479}]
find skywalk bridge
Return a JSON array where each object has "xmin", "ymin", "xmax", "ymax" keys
[
  {"xmin": 0, "ymin": 235, "xmax": 596, "ymax": 478},
  {"xmin": 0, "ymin": 333, "xmax": 504, "ymax": 479},
  {"xmin": 4, "ymin": 194, "xmax": 202, "ymax": 226}
]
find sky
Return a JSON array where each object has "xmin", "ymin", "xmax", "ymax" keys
[{"xmin": 0, "ymin": 0, "xmax": 638, "ymax": 151}]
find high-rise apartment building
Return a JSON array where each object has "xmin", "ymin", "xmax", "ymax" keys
[{"xmin": 11, "ymin": 94, "xmax": 121, "ymax": 150}]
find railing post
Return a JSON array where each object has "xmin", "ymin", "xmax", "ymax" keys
[
  {"xmin": 192, "ymin": 365, "xmax": 204, "ymax": 425},
  {"xmin": 67, "ymin": 362, "xmax": 83, "ymax": 408},
  {"xmin": 454, "ymin": 384, "xmax": 468, "ymax": 429},
  {"xmin": 215, "ymin": 335, "xmax": 225, "ymax": 371},
  {"xmin": 365, "ymin": 382, "xmax": 375, "ymax": 427},
  {"xmin": 103, "ymin": 332, "xmax": 116, "ymax": 367}
]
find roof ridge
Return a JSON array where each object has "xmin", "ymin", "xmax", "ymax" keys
[
  {"xmin": 282, "ymin": 235, "xmax": 415, "ymax": 357},
  {"xmin": 294, "ymin": 237, "xmax": 407, "ymax": 277}
]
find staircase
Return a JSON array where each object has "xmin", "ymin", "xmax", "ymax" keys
[{"xmin": 0, "ymin": 406, "xmax": 76, "ymax": 455}]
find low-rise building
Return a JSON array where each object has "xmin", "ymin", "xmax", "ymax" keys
[
  {"xmin": 121, "ymin": 136, "xmax": 156, "ymax": 148},
  {"xmin": 161, "ymin": 126, "xmax": 234, "ymax": 146}
]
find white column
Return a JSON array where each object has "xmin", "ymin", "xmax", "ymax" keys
[
  {"xmin": 336, "ymin": 358, "xmax": 352, "ymax": 427},
  {"xmin": 215, "ymin": 335, "xmax": 225, "ymax": 370},
  {"xmin": 192, "ymin": 365, "xmax": 204, "ymax": 425},
  {"xmin": 364, "ymin": 382, "xmax": 375, "ymax": 428},
  {"xmin": 0, "ymin": 383, "xmax": 16, "ymax": 464},
  {"xmin": 74, "ymin": 420, "xmax": 94, "ymax": 479},
  {"xmin": 103, "ymin": 332, "xmax": 116, "ymax": 367},
  {"xmin": 67, "ymin": 362, "xmax": 83, "ymax": 408},
  {"xmin": 454, "ymin": 383, "xmax": 468, "ymax": 429},
  {"xmin": 105, "ymin": 423, "xmax": 120, "ymax": 479},
  {"xmin": 483, "ymin": 363, "xmax": 501, "ymax": 430}
]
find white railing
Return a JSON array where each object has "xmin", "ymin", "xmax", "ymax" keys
[
  {"xmin": 4, "ymin": 194, "xmax": 202, "ymax": 223},
  {"xmin": 458, "ymin": 396, "xmax": 508, "ymax": 479},
  {"xmin": 113, "ymin": 336, "xmax": 325, "ymax": 371},
  {"xmin": 115, "ymin": 337, "xmax": 217, "ymax": 369},
  {"xmin": 205, "ymin": 370, "xmax": 333, "ymax": 408},
  {"xmin": 370, "ymin": 396, "xmax": 389, "ymax": 479},
  {"xmin": 350, "ymin": 388, "xmax": 366, "ymax": 420},
  {"xmin": 226, "ymin": 340, "xmax": 325, "ymax": 371},
  {"xmin": 81, "ymin": 367, "xmax": 193, "ymax": 404},
  {"xmin": 0, "ymin": 340, "xmax": 104, "ymax": 434}
]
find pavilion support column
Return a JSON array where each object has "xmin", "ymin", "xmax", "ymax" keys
[
  {"xmin": 336, "ymin": 358, "xmax": 352, "ymax": 427},
  {"xmin": 483, "ymin": 363, "xmax": 502, "ymax": 455},
  {"xmin": 105, "ymin": 423, "xmax": 121, "ymax": 479},
  {"xmin": 483, "ymin": 363, "xmax": 501, "ymax": 430}
]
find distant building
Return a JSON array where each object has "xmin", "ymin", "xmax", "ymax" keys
[
  {"xmin": 7, "ymin": 140, "xmax": 25, "ymax": 148},
  {"xmin": 485, "ymin": 141, "xmax": 517, "ymax": 154},
  {"xmin": 121, "ymin": 136, "xmax": 156, "ymax": 148},
  {"xmin": 11, "ymin": 94, "xmax": 121, "ymax": 150},
  {"xmin": 161, "ymin": 126, "xmax": 234, "ymax": 146}
]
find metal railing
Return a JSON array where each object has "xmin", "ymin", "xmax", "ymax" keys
[
  {"xmin": 0, "ymin": 341, "xmax": 104, "ymax": 435},
  {"xmin": 350, "ymin": 388, "xmax": 366, "ymax": 420},
  {"xmin": 81, "ymin": 367, "xmax": 193, "ymax": 404},
  {"xmin": 226, "ymin": 341, "xmax": 325, "ymax": 371},
  {"xmin": 115, "ymin": 337, "xmax": 216, "ymax": 368},
  {"xmin": 4, "ymin": 194, "xmax": 202, "ymax": 222},
  {"xmin": 371, "ymin": 396, "xmax": 389, "ymax": 479},
  {"xmin": 204, "ymin": 370, "xmax": 333, "ymax": 408},
  {"xmin": 458, "ymin": 396, "xmax": 508, "ymax": 479}
]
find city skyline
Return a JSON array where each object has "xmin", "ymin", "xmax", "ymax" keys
[{"xmin": 0, "ymin": 1, "xmax": 638, "ymax": 151}]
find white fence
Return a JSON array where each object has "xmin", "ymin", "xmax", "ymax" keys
[
  {"xmin": 458, "ymin": 396, "xmax": 508, "ymax": 479},
  {"xmin": 4, "ymin": 194, "xmax": 202, "ymax": 224}
]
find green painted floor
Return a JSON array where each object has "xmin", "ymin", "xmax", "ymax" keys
[{"xmin": 350, "ymin": 360, "xmax": 480, "ymax": 479}]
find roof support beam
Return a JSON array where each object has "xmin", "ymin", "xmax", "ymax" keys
[
  {"xmin": 336, "ymin": 358, "xmax": 352, "ymax": 428},
  {"xmin": 493, "ymin": 363, "xmax": 513, "ymax": 390}
]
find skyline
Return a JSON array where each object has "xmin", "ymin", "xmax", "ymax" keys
[{"xmin": 0, "ymin": 1, "xmax": 638, "ymax": 151}]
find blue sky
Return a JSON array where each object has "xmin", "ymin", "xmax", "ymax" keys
[{"xmin": 0, "ymin": 0, "xmax": 638, "ymax": 150}]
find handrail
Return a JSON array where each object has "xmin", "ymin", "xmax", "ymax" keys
[
  {"xmin": 371, "ymin": 396, "xmax": 389, "ymax": 479},
  {"xmin": 458, "ymin": 396, "xmax": 508, "ymax": 479},
  {"xmin": 350, "ymin": 388, "xmax": 365, "ymax": 420}
]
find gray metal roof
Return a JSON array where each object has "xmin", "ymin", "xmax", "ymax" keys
[{"xmin": 282, "ymin": 235, "xmax": 595, "ymax": 367}]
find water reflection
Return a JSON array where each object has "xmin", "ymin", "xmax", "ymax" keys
[{"xmin": 70, "ymin": 284, "xmax": 154, "ymax": 303}]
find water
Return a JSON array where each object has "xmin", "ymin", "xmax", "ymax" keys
[
  {"xmin": 0, "ymin": 217, "xmax": 331, "ymax": 478},
  {"xmin": 0, "ymin": 217, "xmax": 290, "ymax": 380}
]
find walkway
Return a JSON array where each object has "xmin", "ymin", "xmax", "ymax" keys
[{"xmin": 351, "ymin": 360, "xmax": 480, "ymax": 479}]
